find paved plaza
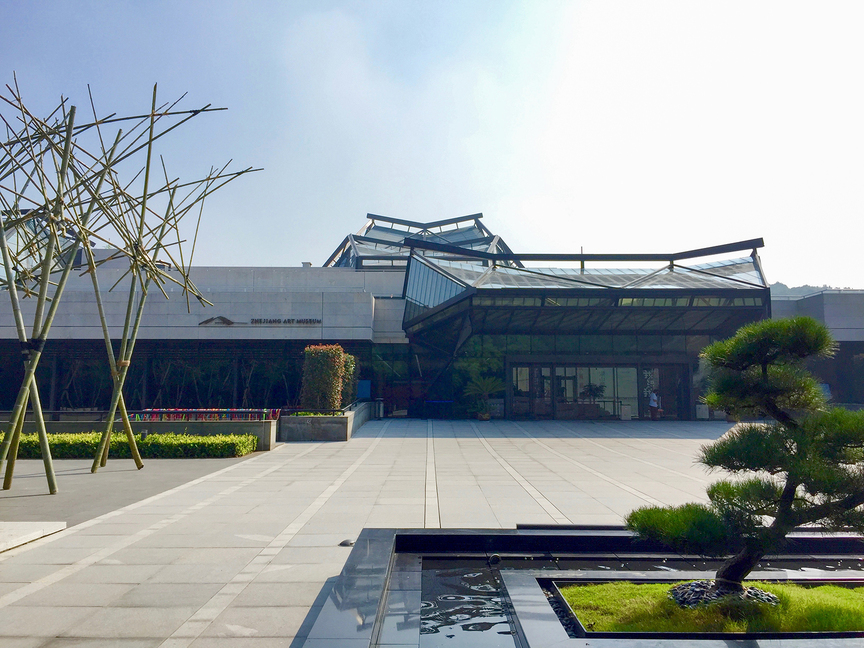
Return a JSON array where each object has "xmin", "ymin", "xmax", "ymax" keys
[{"xmin": 0, "ymin": 418, "xmax": 734, "ymax": 647}]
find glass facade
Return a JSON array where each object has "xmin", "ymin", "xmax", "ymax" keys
[
  {"xmin": 403, "ymin": 259, "xmax": 468, "ymax": 323},
  {"xmin": 3, "ymin": 216, "xmax": 775, "ymax": 422}
]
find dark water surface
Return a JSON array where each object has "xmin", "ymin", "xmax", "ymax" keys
[{"xmin": 420, "ymin": 559, "xmax": 516, "ymax": 648}]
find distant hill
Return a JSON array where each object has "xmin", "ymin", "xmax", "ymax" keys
[{"xmin": 770, "ymin": 282, "xmax": 836, "ymax": 296}]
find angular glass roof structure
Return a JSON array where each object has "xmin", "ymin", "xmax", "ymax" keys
[
  {"xmin": 401, "ymin": 237, "xmax": 770, "ymax": 350},
  {"xmin": 324, "ymin": 213, "xmax": 520, "ymax": 269}
]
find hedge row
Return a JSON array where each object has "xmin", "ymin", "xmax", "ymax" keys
[{"xmin": 12, "ymin": 432, "xmax": 258, "ymax": 459}]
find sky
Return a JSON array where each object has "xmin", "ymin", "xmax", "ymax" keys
[{"xmin": 2, "ymin": 1, "xmax": 863, "ymax": 288}]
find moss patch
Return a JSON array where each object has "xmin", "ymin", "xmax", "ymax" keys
[{"xmin": 559, "ymin": 581, "xmax": 864, "ymax": 633}]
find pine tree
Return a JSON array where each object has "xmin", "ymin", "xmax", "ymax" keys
[{"xmin": 626, "ymin": 317, "xmax": 864, "ymax": 590}]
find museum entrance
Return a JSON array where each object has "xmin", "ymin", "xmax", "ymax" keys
[{"xmin": 508, "ymin": 362, "xmax": 688, "ymax": 420}]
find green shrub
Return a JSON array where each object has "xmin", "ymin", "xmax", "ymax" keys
[
  {"xmin": 627, "ymin": 317, "xmax": 864, "ymax": 590},
  {"xmin": 341, "ymin": 352, "xmax": 357, "ymax": 407},
  {"xmin": 299, "ymin": 344, "xmax": 357, "ymax": 410},
  {"xmin": 12, "ymin": 432, "xmax": 258, "ymax": 459}
]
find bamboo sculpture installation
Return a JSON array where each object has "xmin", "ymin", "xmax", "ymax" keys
[{"xmin": 0, "ymin": 79, "xmax": 256, "ymax": 492}]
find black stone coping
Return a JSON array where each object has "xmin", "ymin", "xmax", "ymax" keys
[{"xmin": 297, "ymin": 527, "xmax": 864, "ymax": 648}]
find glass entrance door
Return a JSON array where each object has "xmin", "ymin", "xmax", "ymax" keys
[
  {"xmin": 512, "ymin": 363, "xmax": 645, "ymax": 420},
  {"xmin": 510, "ymin": 364, "xmax": 553, "ymax": 419}
]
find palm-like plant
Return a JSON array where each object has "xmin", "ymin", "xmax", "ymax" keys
[
  {"xmin": 579, "ymin": 383, "xmax": 605, "ymax": 404},
  {"xmin": 464, "ymin": 376, "xmax": 506, "ymax": 415}
]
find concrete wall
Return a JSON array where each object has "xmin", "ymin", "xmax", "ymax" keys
[
  {"xmin": 372, "ymin": 298, "xmax": 408, "ymax": 344},
  {"xmin": 771, "ymin": 291, "xmax": 864, "ymax": 341},
  {"xmin": 0, "ymin": 265, "xmax": 407, "ymax": 343}
]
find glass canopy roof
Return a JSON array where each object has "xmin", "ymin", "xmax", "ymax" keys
[
  {"xmin": 324, "ymin": 213, "xmax": 519, "ymax": 269},
  {"xmin": 427, "ymin": 256, "xmax": 766, "ymax": 291},
  {"xmin": 401, "ymin": 236, "xmax": 770, "ymax": 343}
]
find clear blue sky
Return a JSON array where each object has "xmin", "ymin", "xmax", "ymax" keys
[{"xmin": 3, "ymin": 1, "xmax": 862, "ymax": 287}]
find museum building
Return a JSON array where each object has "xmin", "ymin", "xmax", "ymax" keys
[{"xmin": 2, "ymin": 213, "xmax": 859, "ymax": 420}]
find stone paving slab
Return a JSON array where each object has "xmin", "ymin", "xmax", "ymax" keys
[
  {"xmin": 0, "ymin": 522, "xmax": 66, "ymax": 553},
  {"xmin": 0, "ymin": 419, "xmax": 734, "ymax": 646}
]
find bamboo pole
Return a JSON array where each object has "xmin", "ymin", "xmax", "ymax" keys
[
  {"xmin": 92, "ymin": 87, "xmax": 158, "ymax": 472},
  {"xmin": 82, "ymin": 239, "xmax": 143, "ymax": 470},
  {"xmin": 2, "ymin": 85, "xmax": 256, "ymax": 487},
  {"xmin": 94, "ymin": 198, "xmax": 173, "ymax": 471},
  {"xmin": 2, "ymin": 106, "xmax": 76, "ymax": 490},
  {"xmin": 0, "ymin": 215, "xmax": 56, "ymax": 492}
]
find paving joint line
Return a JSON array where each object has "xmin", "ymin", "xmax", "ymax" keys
[
  {"xmin": 0, "ymin": 444, "xmax": 321, "ymax": 608},
  {"xmin": 470, "ymin": 421, "xmax": 570, "ymax": 525},
  {"xmin": 509, "ymin": 421, "xmax": 664, "ymax": 507},
  {"xmin": 425, "ymin": 420, "xmax": 440, "ymax": 528},
  {"xmin": 590, "ymin": 419, "xmax": 723, "ymax": 459},
  {"xmin": 159, "ymin": 421, "xmax": 392, "ymax": 648},
  {"xmin": 550, "ymin": 421, "xmax": 708, "ymax": 484},
  {"xmin": 0, "ymin": 448, "xmax": 288, "ymax": 562}
]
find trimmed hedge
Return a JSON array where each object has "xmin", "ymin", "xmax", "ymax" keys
[{"xmin": 11, "ymin": 432, "xmax": 258, "ymax": 459}]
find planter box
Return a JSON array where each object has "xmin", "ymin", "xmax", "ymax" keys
[
  {"xmin": 301, "ymin": 527, "xmax": 864, "ymax": 648},
  {"xmin": 279, "ymin": 401, "xmax": 373, "ymax": 442}
]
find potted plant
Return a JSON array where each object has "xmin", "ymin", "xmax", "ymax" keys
[
  {"xmin": 578, "ymin": 383, "xmax": 605, "ymax": 419},
  {"xmin": 464, "ymin": 377, "xmax": 505, "ymax": 421}
]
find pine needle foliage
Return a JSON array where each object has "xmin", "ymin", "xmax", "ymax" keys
[{"xmin": 627, "ymin": 317, "xmax": 864, "ymax": 589}]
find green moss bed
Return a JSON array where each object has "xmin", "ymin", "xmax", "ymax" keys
[
  {"xmin": 559, "ymin": 581, "xmax": 864, "ymax": 633},
  {"xmin": 9, "ymin": 432, "xmax": 258, "ymax": 459}
]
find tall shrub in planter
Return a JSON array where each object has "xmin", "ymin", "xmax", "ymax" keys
[
  {"xmin": 626, "ymin": 317, "xmax": 864, "ymax": 591},
  {"xmin": 299, "ymin": 344, "xmax": 357, "ymax": 410},
  {"xmin": 300, "ymin": 345, "xmax": 346, "ymax": 410},
  {"xmin": 341, "ymin": 352, "xmax": 358, "ymax": 408}
]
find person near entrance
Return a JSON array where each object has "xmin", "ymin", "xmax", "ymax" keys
[{"xmin": 649, "ymin": 389, "xmax": 660, "ymax": 420}]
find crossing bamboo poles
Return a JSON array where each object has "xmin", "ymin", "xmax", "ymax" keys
[
  {"xmin": 0, "ymin": 80, "xmax": 258, "ymax": 491},
  {"xmin": 0, "ymin": 105, "xmax": 77, "ymax": 491}
]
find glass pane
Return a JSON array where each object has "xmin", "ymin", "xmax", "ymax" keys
[
  {"xmin": 613, "ymin": 335, "xmax": 637, "ymax": 354},
  {"xmin": 638, "ymin": 336, "xmax": 662, "ymax": 353},
  {"xmin": 512, "ymin": 366, "xmax": 530, "ymax": 417},
  {"xmin": 555, "ymin": 335, "xmax": 579, "ymax": 354},
  {"xmin": 581, "ymin": 336, "xmax": 612, "ymax": 354},
  {"xmin": 615, "ymin": 367, "xmax": 639, "ymax": 418},
  {"xmin": 589, "ymin": 367, "xmax": 614, "ymax": 416},
  {"xmin": 507, "ymin": 335, "xmax": 531, "ymax": 354},
  {"xmin": 532, "ymin": 336, "xmax": 555, "ymax": 354},
  {"xmin": 555, "ymin": 366, "xmax": 577, "ymax": 419},
  {"xmin": 534, "ymin": 366, "xmax": 553, "ymax": 418},
  {"xmin": 663, "ymin": 336, "xmax": 686, "ymax": 353}
]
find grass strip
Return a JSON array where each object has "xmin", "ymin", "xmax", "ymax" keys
[
  {"xmin": 9, "ymin": 432, "xmax": 258, "ymax": 459},
  {"xmin": 559, "ymin": 581, "xmax": 864, "ymax": 633}
]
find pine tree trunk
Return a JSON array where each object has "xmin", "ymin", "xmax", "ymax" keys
[{"xmin": 714, "ymin": 546, "xmax": 764, "ymax": 590}]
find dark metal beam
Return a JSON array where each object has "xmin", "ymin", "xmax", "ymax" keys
[
  {"xmin": 366, "ymin": 212, "xmax": 484, "ymax": 230},
  {"xmin": 403, "ymin": 238, "xmax": 765, "ymax": 263}
]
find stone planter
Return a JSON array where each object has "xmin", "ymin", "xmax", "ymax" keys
[
  {"xmin": 300, "ymin": 527, "xmax": 864, "ymax": 647},
  {"xmin": 278, "ymin": 401, "xmax": 373, "ymax": 442}
]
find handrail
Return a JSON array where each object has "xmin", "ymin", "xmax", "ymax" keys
[
  {"xmin": 281, "ymin": 399, "xmax": 371, "ymax": 417},
  {"xmin": 3, "ymin": 408, "xmax": 283, "ymax": 422}
]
